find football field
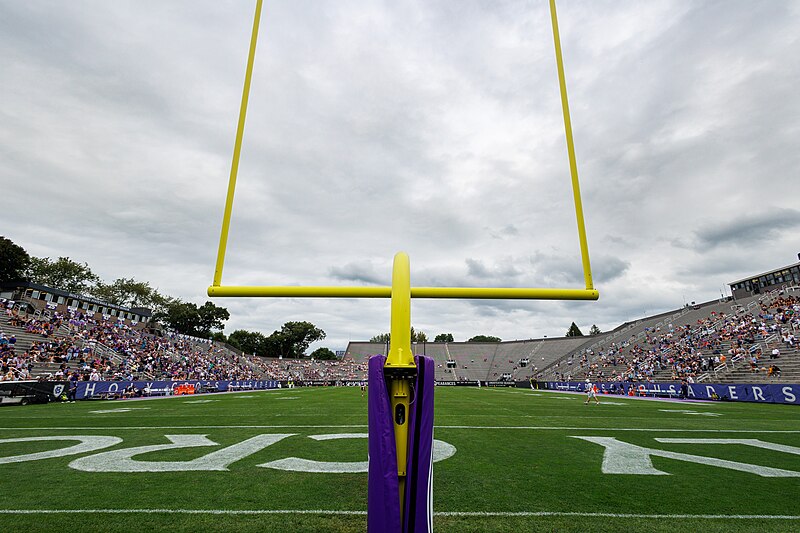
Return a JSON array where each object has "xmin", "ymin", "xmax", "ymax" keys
[{"xmin": 0, "ymin": 386, "xmax": 799, "ymax": 532}]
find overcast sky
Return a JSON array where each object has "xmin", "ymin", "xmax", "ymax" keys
[{"xmin": 2, "ymin": 0, "xmax": 799, "ymax": 352}]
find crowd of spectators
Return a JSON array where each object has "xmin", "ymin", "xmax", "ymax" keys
[
  {"xmin": 248, "ymin": 356, "xmax": 367, "ymax": 382},
  {"xmin": 2, "ymin": 300, "xmax": 367, "ymax": 383},
  {"xmin": 557, "ymin": 294, "xmax": 798, "ymax": 384}
]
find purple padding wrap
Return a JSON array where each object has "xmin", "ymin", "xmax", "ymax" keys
[
  {"xmin": 404, "ymin": 355, "xmax": 435, "ymax": 533},
  {"xmin": 368, "ymin": 355, "xmax": 435, "ymax": 533},
  {"xmin": 368, "ymin": 355, "xmax": 401, "ymax": 532}
]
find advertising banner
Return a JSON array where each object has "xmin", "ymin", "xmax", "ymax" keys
[
  {"xmin": 76, "ymin": 379, "xmax": 278, "ymax": 400},
  {"xmin": 546, "ymin": 381, "xmax": 799, "ymax": 405},
  {"xmin": 435, "ymin": 380, "xmax": 481, "ymax": 387}
]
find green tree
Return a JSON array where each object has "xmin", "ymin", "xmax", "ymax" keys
[
  {"xmin": 310, "ymin": 347, "xmax": 337, "ymax": 360},
  {"xmin": 468, "ymin": 335, "xmax": 502, "ymax": 342},
  {"xmin": 411, "ymin": 327, "xmax": 427, "ymax": 343},
  {"xmin": 196, "ymin": 301, "xmax": 230, "ymax": 337},
  {"xmin": 372, "ymin": 328, "xmax": 427, "ymax": 343},
  {"xmin": 227, "ymin": 329, "xmax": 267, "ymax": 355},
  {"xmin": 589, "ymin": 324, "xmax": 601, "ymax": 335},
  {"xmin": 371, "ymin": 333, "xmax": 391, "ymax": 343},
  {"xmin": 0, "ymin": 237, "xmax": 30, "ymax": 283},
  {"xmin": 434, "ymin": 333, "xmax": 454, "ymax": 342},
  {"xmin": 92, "ymin": 277, "xmax": 160, "ymax": 308},
  {"xmin": 152, "ymin": 300, "xmax": 201, "ymax": 336},
  {"xmin": 150, "ymin": 300, "xmax": 228, "ymax": 339},
  {"xmin": 266, "ymin": 321, "xmax": 326, "ymax": 358},
  {"xmin": 566, "ymin": 322, "xmax": 584, "ymax": 337},
  {"xmin": 28, "ymin": 256, "xmax": 99, "ymax": 294}
]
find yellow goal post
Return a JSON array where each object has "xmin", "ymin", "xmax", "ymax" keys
[{"xmin": 207, "ymin": 1, "xmax": 597, "ymax": 521}]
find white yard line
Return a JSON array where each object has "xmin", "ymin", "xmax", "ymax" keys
[
  {"xmin": 0, "ymin": 425, "xmax": 798, "ymax": 433},
  {"xmin": 0, "ymin": 509, "xmax": 798, "ymax": 520}
]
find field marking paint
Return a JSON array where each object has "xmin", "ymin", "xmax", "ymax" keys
[
  {"xmin": 659, "ymin": 409, "xmax": 721, "ymax": 417},
  {"xmin": 69, "ymin": 434, "xmax": 294, "ymax": 472},
  {"xmin": 275, "ymin": 397, "xmax": 299, "ymax": 400},
  {"xmin": 89, "ymin": 408, "xmax": 151, "ymax": 414},
  {"xmin": 0, "ymin": 436, "xmax": 123, "ymax": 464},
  {"xmin": 530, "ymin": 389, "xmax": 711, "ymax": 404},
  {"xmin": 656, "ymin": 438, "xmax": 800, "ymax": 455},
  {"xmin": 258, "ymin": 433, "xmax": 457, "ymax": 473},
  {"xmin": 436, "ymin": 426, "xmax": 800, "ymax": 433},
  {"xmin": 0, "ymin": 509, "xmax": 798, "ymax": 520},
  {"xmin": 1, "ymin": 425, "xmax": 800, "ymax": 433},
  {"xmin": 309, "ymin": 433, "xmax": 368, "ymax": 441},
  {"xmin": 183, "ymin": 400, "xmax": 219, "ymax": 404},
  {"xmin": 573, "ymin": 436, "xmax": 800, "ymax": 477}
]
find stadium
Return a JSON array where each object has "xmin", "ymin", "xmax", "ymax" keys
[{"xmin": 2, "ymin": 0, "xmax": 800, "ymax": 532}]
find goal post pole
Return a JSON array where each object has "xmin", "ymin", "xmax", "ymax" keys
[{"xmin": 383, "ymin": 252, "xmax": 416, "ymax": 524}]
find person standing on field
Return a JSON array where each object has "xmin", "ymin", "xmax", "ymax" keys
[{"xmin": 584, "ymin": 378, "xmax": 599, "ymax": 405}]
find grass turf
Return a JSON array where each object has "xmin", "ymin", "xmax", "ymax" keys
[{"xmin": 0, "ymin": 386, "xmax": 798, "ymax": 531}]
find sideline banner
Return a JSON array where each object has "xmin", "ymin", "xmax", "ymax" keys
[
  {"xmin": 76, "ymin": 379, "xmax": 278, "ymax": 400},
  {"xmin": 546, "ymin": 381, "xmax": 800, "ymax": 405}
]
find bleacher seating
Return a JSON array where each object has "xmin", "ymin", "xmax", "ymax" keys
[{"xmin": 546, "ymin": 290, "xmax": 799, "ymax": 384}]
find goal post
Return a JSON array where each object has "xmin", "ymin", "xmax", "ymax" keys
[{"xmin": 207, "ymin": 1, "xmax": 596, "ymax": 530}]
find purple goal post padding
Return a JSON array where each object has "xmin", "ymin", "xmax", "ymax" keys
[{"xmin": 368, "ymin": 355, "xmax": 435, "ymax": 533}]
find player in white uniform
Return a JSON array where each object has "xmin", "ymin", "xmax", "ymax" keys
[{"xmin": 584, "ymin": 379, "xmax": 599, "ymax": 405}]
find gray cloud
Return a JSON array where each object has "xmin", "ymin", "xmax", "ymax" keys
[
  {"xmin": 694, "ymin": 209, "xmax": 800, "ymax": 249},
  {"xmin": 329, "ymin": 262, "xmax": 387, "ymax": 286}
]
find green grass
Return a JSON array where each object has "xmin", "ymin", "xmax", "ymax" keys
[{"xmin": 0, "ymin": 387, "xmax": 799, "ymax": 532}]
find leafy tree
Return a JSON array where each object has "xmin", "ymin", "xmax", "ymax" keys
[
  {"xmin": 0, "ymin": 237, "xmax": 30, "ymax": 283},
  {"xmin": 566, "ymin": 322, "xmax": 584, "ymax": 337},
  {"xmin": 372, "ymin": 328, "xmax": 427, "ymax": 343},
  {"xmin": 197, "ymin": 301, "xmax": 230, "ymax": 337},
  {"xmin": 434, "ymin": 333, "xmax": 454, "ymax": 342},
  {"xmin": 92, "ymin": 277, "xmax": 160, "ymax": 308},
  {"xmin": 210, "ymin": 331, "xmax": 227, "ymax": 343},
  {"xmin": 152, "ymin": 300, "xmax": 200, "ymax": 336},
  {"xmin": 589, "ymin": 324, "xmax": 601, "ymax": 335},
  {"xmin": 310, "ymin": 347, "xmax": 337, "ymax": 360},
  {"xmin": 147, "ymin": 291, "xmax": 174, "ymax": 317},
  {"xmin": 266, "ymin": 321, "xmax": 326, "ymax": 358},
  {"xmin": 468, "ymin": 335, "xmax": 502, "ymax": 343},
  {"xmin": 28, "ymin": 256, "xmax": 99, "ymax": 294},
  {"xmin": 151, "ymin": 299, "xmax": 229, "ymax": 339},
  {"xmin": 411, "ymin": 327, "xmax": 427, "ymax": 343},
  {"xmin": 227, "ymin": 329, "xmax": 267, "ymax": 355}
]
